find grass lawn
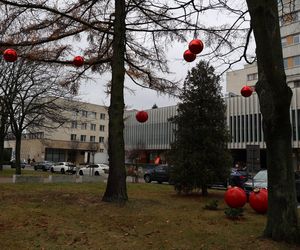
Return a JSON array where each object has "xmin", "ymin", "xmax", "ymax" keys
[{"xmin": 0, "ymin": 183, "xmax": 299, "ymax": 250}]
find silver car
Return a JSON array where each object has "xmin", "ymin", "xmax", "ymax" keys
[
  {"xmin": 244, "ymin": 169, "xmax": 268, "ymax": 193},
  {"xmin": 244, "ymin": 169, "xmax": 300, "ymax": 202}
]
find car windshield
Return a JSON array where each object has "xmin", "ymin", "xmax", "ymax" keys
[{"xmin": 254, "ymin": 170, "xmax": 267, "ymax": 181}]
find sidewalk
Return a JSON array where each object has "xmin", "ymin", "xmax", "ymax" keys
[{"xmin": 0, "ymin": 175, "xmax": 145, "ymax": 184}]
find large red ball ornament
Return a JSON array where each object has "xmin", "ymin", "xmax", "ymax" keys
[
  {"xmin": 240, "ymin": 85, "xmax": 253, "ymax": 97},
  {"xmin": 183, "ymin": 50, "xmax": 196, "ymax": 62},
  {"xmin": 73, "ymin": 56, "xmax": 84, "ymax": 67},
  {"xmin": 188, "ymin": 39, "xmax": 204, "ymax": 54},
  {"xmin": 249, "ymin": 188, "xmax": 268, "ymax": 214},
  {"xmin": 3, "ymin": 48, "xmax": 18, "ymax": 62},
  {"xmin": 136, "ymin": 111, "xmax": 148, "ymax": 123},
  {"xmin": 224, "ymin": 186, "xmax": 247, "ymax": 208}
]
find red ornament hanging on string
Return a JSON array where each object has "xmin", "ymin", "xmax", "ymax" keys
[
  {"xmin": 224, "ymin": 186, "xmax": 247, "ymax": 208},
  {"xmin": 240, "ymin": 85, "xmax": 253, "ymax": 97},
  {"xmin": 136, "ymin": 110, "xmax": 148, "ymax": 123},
  {"xmin": 3, "ymin": 48, "xmax": 18, "ymax": 62},
  {"xmin": 189, "ymin": 39, "xmax": 204, "ymax": 54},
  {"xmin": 73, "ymin": 56, "xmax": 84, "ymax": 67},
  {"xmin": 249, "ymin": 188, "xmax": 268, "ymax": 214},
  {"xmin": 183, "ymin": 50, "xmax": 196, "ymax": 62}
]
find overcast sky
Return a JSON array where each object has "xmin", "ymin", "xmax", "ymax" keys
[
  {"xmin": 77, "ymin": 41, "xmax": 237, "ymax": 110},
  {"xmin": 77, "ymin": 2, "xmax": 250, "ymax": 110},
  {"xmin": 78, "ymin": 42, "xmax": 188, "ymax": 110}
]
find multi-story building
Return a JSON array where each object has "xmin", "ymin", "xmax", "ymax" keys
[
  {"xmin": 4, "ymin": 100, "xmax": 109, "ymax": 164},
  {"xmin": 5, "ymin": 2, "xmax": 299, "ymax": 169},
  {"xmin": 124, "ymin": 1, "xmax": 300, "ymax": 170},
  {"xmin": 124, "ymin": 106, "xmax": 177, "ymax": 164},
  {"xmin": 226, "ymin": 0, "xmax": 300, "ymax": 170}
]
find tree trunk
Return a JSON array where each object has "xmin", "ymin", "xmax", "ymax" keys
[
  {"xmin": 102, "ymin": 0, "xmax": 128, "ymax": 203},
  {"xmin": 15, "ymin": 134, "xmax": 22, "ymax": 175},
  {"xmin": 246, "ymin": 0, "xmax": 299, "ymax": 243},
  {"xmin": 201, "ymin": 184, "xmax": 208, "ymax": 196},
  {"xmin": 0, "ymin": 122, "xmax": 5, "ymax": 171},
  {"xmin": 0, "ymin": 101, "xmax": 8, "ymax": 171}
]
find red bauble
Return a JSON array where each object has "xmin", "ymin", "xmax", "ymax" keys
[
  {"xmin": 73, "ymin": 56, "xmax": 84, "ymax": 67},
  {"xmin": 240, "ymin": 85, "xmax": 253, "ymax": 97},
  {"xmin": 136, "ymin": 111, "xmax": 148, "ymax": 123},
  {"xmin": 188, "ymin": 39, "xmax": 204, "ymax": 54},
  {"xmin": 3, "ymin": 49, "xmax": 18, "ymax": 62},
  {"xmin": 249, "ymin": 188, "xmax": 268, "ymax": 214},
  {"xmin": 224, "ymin": 186, "xmax": 247, "ymax": 208},
  {"xmin": 183, "ymin": 50, "xmax": 196, "ymax": 62}
]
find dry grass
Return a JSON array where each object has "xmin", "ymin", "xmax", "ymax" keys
[{"xmin": 0, "ymin": 182, "xmax": 299, "ymax": 250}]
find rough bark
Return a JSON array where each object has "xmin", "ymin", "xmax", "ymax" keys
[
  {"xmin": 0, "ymin": 117, "xmax": 6, "ymax": 171},
  {"xmin": 0, "ymin": 100, "xmax": 7, "ymax": 171},
  {"xmin": 102, "ymin": 0, "xmax": 128, "ymax": 203},
  {"xmin": 201, "ymin": 185, "xmax": 208, "ymax": 197},
  {"xmin": 15, "ymin": 134, "xmax": 22, "ymax": 175},
  {"xmin": 246, "ymin": 0, "xmax": 299, "ymax": 243}
]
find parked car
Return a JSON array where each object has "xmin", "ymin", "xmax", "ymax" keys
[
  {"xmin": 78, "ymin": 164, "xmax": 107, "ymax": 176},
  {"xmin": 98, "ymin": 163, "xmax": 109, "ymax": 174},
  {"xmin": 208, "ymin": 168, "xmax": 248, "ymax": 188},
  {"xmin": 10, "ymin": 160, "xmax": 27, "ymax": 169},
  {"xmin": 244, "ymin": 169, "xmax": 268, "ymax": 194},
  {"xmin": 50, "ymin": 162, "xmax": 76, "ymax": 174},
  {"xmin": 33, "ymin": 161, "xmax": 54, "ymax": 171},
  {"xmin": 229, "ymin": 168, "xmax": 249, "ymax": 187},
  {"xmin": 143, "ymin": 164, "xmax": 172, "ymax": 184},
  {"xmin": 244, "ymin": 169, "xmax": 300, "ymax": 202}
]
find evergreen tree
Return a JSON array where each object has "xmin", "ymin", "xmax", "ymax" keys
[{"xmin": 169, "ymin": 61, "xmax": 232, "ymax": 196}]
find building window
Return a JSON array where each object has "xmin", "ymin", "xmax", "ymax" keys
[
  {"xmin": 72, "ymin": 110, "xmax": 79, "ymax": 118},
  {"xmin": 71, "ymin": 121, "xmax": 77, "ymax": 129},
  {"xmin": 281, "ymin": 12, "xmax": 298, "ymax": 25},
  {"xmin": 71, "ymin": 134, "xmax": 77, "ymax": 141},
  {"xmin": 247, "ymin": 73, "xmax": 258, "ymax": 81},
  {"xmin": 281, "ymin": 37, "xmax": 287, "ymax": 47},
  {"xmin": 100, "ymin": 113, "xmax": 106, "ymax": 120},
  {"xmin": 293, "ymin": 34, "xmax": 300, "ymax": 44},
  {"xmin": 80, "ymin": 135, "xmax": 86, "ymax": 142},
  {"xmin": 90, "ymin": 136, "xmax": 95, "ymax": 142},
  {"xmin": 91, "ymin": 124, "xmax": 96, "ymax": 131},
  {"xmin": 82, "ymin": 110, "xmax": 88, "ymax": 117},
  {"xmin": 294, "ymin": 81, "xmax": 300, "ymax": 88},
  {"xmin": 90, "ymin": 111, "xmax": 97, "ymax": 119},
  {"xmin": 284, "ymin": 58, "xmax": 288, "ymax": 69},
  {"xmin": 99, "ymin": 125, "xmax": 105, "ymax": 131},
  {"xmin": 293, "ymin": 56, "xmax": 300, "ymax": 66},
  {"xmin": 27, "ymin": 132, "xmax": 44, "ymax": 139},
  {"xmin": 99, "ymin": 136, "xmax": 104, "ymax": 143},
  {"xmin": 81, "ymin": 123, "xmax": 87, "ymax": 130},
  {"xmin": 45, "ymin": 148, "xmax": 65, "ymax": 162}
]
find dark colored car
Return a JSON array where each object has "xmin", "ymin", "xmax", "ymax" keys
[
  {"xmin": 209, "ymin": 168, "xmax": 248, "ymax": 188},
  {"xmin": 229, "ymin": 168, "xmax": 248, "ymax": 187},
  {"xmin": 10, "ymin": 160, "xmax": 26, "ymax": 169},
  {"xmin": 34, "ymin": 161, "xmax": 54, "ymax": 171},
  {"xmin": 144, "ymin": 164, "xmax": 172, "ymax": 184}
]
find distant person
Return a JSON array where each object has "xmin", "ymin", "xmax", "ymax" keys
[
  {"xmin": 31, "ymin": 158, "xmax": 35, "ymax": 164},
  {"xmin": 27, "ymin": 158, "xmax": 31, "ymax": 164}
]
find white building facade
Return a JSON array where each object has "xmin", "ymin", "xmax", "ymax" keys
[
  {"xmin": 226, "ymin": 0, "xmax": 300, "ymax": 170},
  {"xmin": 4, "ymin": 100, "xmax": 109, "ymax": 165}
]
